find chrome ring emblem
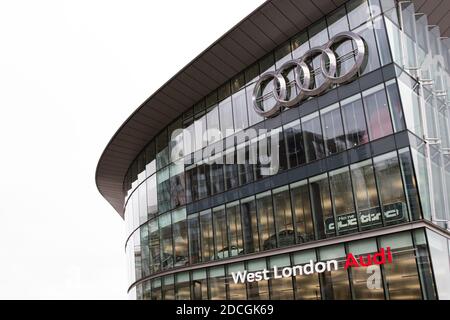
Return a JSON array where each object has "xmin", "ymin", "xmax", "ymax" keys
[{"xmin": 252, "ymin": 31, "xmax": 366, "ymax": 118}]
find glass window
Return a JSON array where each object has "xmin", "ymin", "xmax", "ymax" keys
[
  {"xmin": 426, "ymin": 230, "xmax": 450, "ymax": 299},
  {"xmin": 227, "ymin": 263, "xmax": 247, "ymax": 300},
  {"xmin": 140, "ymin": 226, "xmax": 150, "ymax": 277},
  {"xmin": 309, "ymin": 174, "xmax": 334, "ymax": 239},
  {"xmin": 209, "ymin": 266, "xmax": 226, "ymax": 300},
  {"xmin": 209, "ymin": 152, "xmax": 225, "ymax": 195},
  {"xmin": 350, "ymin": 160, "xmax": 382, "ymax": 231},
  {"xmin": 319, "ymin": 245, "xmax": 351, "ymax": 299},
  {"xmin": 240, "ymin": 196, "xmax": 259, "ymax": 254},
  {"xmin": 188, "ymin": 213, "xmax": 201, "ymax": 264},
  {"xmin": 224, "ymin": 148, "xmax": 239, "ymax": 190},
  {"xmin": 413, "ymin": 230, "xmax": 437, "ymax": 300},
  {"xmin": 379, "ymin": 232, "xmax": 422, "ymax": 299},
  {"xmin": 362, "ymin": 84, "xmax": 394, "ymax": 141},
  {"xmin": 398, "ymin": 148, "xmax": 422, "ymax": 221},
  {"xmin": 347, "ymin": 239, "xmax": 385, "ymax": 299},
  {"xmin": 213, "ymin": 205, "xmax": 228, "ymax": 260},
  {"xmin": 269, "ymin": 255, "xmax": 294, "ymax": 300},
  {"xmin": 227, "ymin": 201, "xmax": 244, "ymax": 257},
  {"xmin": 411, "ymin": 146, "xmax": 432, "ymax": 220},
  {"xmin": 192, "ymin": 270, "xmax": 208, "ymax": 300},
  {"xmin": 170, "ymin": 160, "xmax": 186, "ymax": 209},
  {"xmin": 197, "ymin": 162, "xmax": 210, "ymax": 200},
  {"xmin": 373, "ymin": 16, "xmax": 392, "ymax": 66},
  {"xmin": 302, "ymin": 112, "xmax": 325, "ymax": 162},
  {"xmin": 199, "ymin": 210, "xmax": 214, "ymax": 262},
  {"xmin": 157, "ymin": 167, "xmax": 171, "ymax": 213},
  {"xmin": 347, "ymin": 0, "xmax": 370, "ymax": 30},
  {"xmin": 329, "ymin": 167, "xmax": 358, "ymax": 235},
  {"xmin": 151, "ymin": 278, "xmax": 162, "ymax": 300},
  {"xmin": 327, "ymin": 6, "xmax": 349, "ymax": 37},
  {"xmin": 291, "ymin": 31, "xmax": 309, "ymax": 59},
  {"xmin": 320, "ymin": 103, "xmax": 346, "ymax": 156},
  {"xmin": 341, "ymin": 94, "xmax": 369, "ymax": 148},
  {"xmin": 175, "ymin": 272, "xmax": 191, "ymax": 300},
  {"xmin": 159, "ymin": 212, "xmax": 173, "ymax": 270},
  {"xmin": 232, "ymin": 88, "xmax": 249, "ymax": 132},
  {"xmin": 397, "ymin": 73, "xmax": 423, "ymax": 137},
  {"xmin": 149, "ymin": 220, "xmax": 160, "ymax": 274},
  {"xmin": 247, "ymin": 259, "xmax": 269, "ymax": 300},
  {"xmin": 172, "ymin": 209, "xmax": 188, "ymax": 268},
  {"xmin": 308, "ymin": 20, "xmax": 329, "ymax": 89},
  {"xmin": 373, "ymin": 152, "xmax": 408, "ymax": 226},
  {"xmin": 256, "ymin": 191, "xmax": 276, "ymax": 251},
  {"xmin": 385, "ymin": 79, "xmax": 406, "ymax": 132},
  {"xmin": 246, "ymin": 83, "xmax": 264, "ymax": 126},
  {"xmin": 162, "ymin": 275, "xmax": 175, "ymax": 300},
  {"xmin": 237, "ymin": 141, "xmax": 255, "ymax": 185},
  {"xmin": 284, "ymin": 120, "xmax": 306, "ymax": 169},
  {"xmin": 272, "ymin": 186, "xmax": 295, "ymax": 248},
  {"xmin": 138, "ymin": 182, "xmax": 148, "ymax": 224},
  {"xmin": 219, "ymin": 97, "xmax": 234, "ymax": 137},
  {"xmin": 292, "ymin": 250, "xmax": 321, "ymax": 300},
  {"xmin": 353, "ymin": 21, "xmax": 381, "ymax": 74},
  {"xmin": 206, "ymin": 105, "xmax": 221, "ymax": 144},
  {"xmin": 146, "ymin": 174, "xmax": 158, "ymax": 218},
  {"xmin": 290, "ymin": 180, "xmax": 314, "ymax": 243}
]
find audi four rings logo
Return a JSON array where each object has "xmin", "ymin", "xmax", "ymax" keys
[{"xmin": 252, "ymin": 31, "xmax": 366, "ymax": 118}]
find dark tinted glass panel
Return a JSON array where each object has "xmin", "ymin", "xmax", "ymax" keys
[
  {"xmin": 157, "ymin": 168, "xmax": 171, "ymax": 213},
  {"xmin": 398, "ymin": 148, "xmax": 422, "ymax": 221},
  {"xmin": 310, "ymin": 174, "xmax": 334, "ymax": 239},
  {"xmin": 170, "ymin": 161, "xmax": 186, "ymax": 208},
  {"xmin": 209, "ymin": 154, "xmax": 225, "ymax": 195},
  {"xmin": 284, "ymin": 120, "xmax": 306, "ymax": 168},
  {"xmin": 240, "ymin": 197, "xmax": 259, "ymax": 254}
]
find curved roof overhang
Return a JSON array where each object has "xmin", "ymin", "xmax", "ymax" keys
[{"xmin": 96, "ymin": 0, "xmax": 450, "ymax": 217}]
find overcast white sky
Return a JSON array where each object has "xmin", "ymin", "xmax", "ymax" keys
[{"xmin": 0, "ymin": 0, "xmax": 265, "ymax": 299}]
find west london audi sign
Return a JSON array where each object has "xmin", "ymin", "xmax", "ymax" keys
[
  {"xmin": 252, "ymin": 31, "xmax": 366, "ymax": 118},
  {"xmin": 231, "ymin": 247, "xmax": 393, "ymax": 284}
]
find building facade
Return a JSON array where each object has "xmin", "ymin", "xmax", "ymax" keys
[{"xmin": 96, "ymin": 0, "xmax": 450, "ymax": 300}]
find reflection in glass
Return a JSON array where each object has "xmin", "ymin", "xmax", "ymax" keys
[
  {"xmin": 228, "ymin": 263, "xmax": 247, "ymax": 300},
  {"xmin": 350, "ymin": 160, "xmax": 382, "ymax": 231},
  {"xmin": 175, "ymin": 272, "xmax": 191, "ymax": 300},
  {"xmin": 188, "ymin": 213, "xmax": 201, "ymax": 264},
  {"xmin": 362, "ymin": 84, "xmax": 393, "ymax": 141},
  {"xmin": 310, "ymin": 174, "xmax": 334, "ymax": 239},
  {"xmin": 302, "ymin": 112, "xmax": 325, "ymax": 162},
  {"xmin": 172, "ymin": 209, "xmax": 188, "ymax": 267},
  {"xmin": 241, "ymin": 196, "xmax": 259, "ymax": 254},
  {"xmin": 256, "ymin": 192, "xmax": 276, "ymax": 250},
  {"xmin": 320, "ymin": 245, "xmax": 351, "ymax": 299},
  {"xmin": 320, "ymin": 103, "xmax": 346, "ymax": 156},
  {"xmin": 329, "ymin": 168, "xmax": 358, "ymax": 235},
  {"xmin": 209, "ymin": 266, "xmax": 226, "ymax": 300},
  {"xmin": 227, "ymin": 201, "xmax": 244, "ymax": 257},
  {"xmin": 159, "ymin": 213, "xmax": 173, "ymax": 270},
  {"xmin": 192, "ymin": 270, "xmax": 208, "ymax": 300},
  {"xmin": 272, "ymin": 186, "xmax": 295, "ymax": 247},
  {"xmin": 284, "ymin": 120, "xmax": 306, "ymax": 169},
  {"xmin": 290, "ymin": 180, "xmax": 314, "ymax": 243},
  {"xmin": 247, "ymin": 259, "xmax": 269, "ymax": 300},
  {"xmin": 213, "ymin": 206, "xmax": 228, "ymax": 260},
  {"xmin": 373, "ymin": 152, "xmax": 408, "ymax": 226},
  {"xmin": 199, "ymin": 210, "xmax": 214, "ymax": 261},
  {"xmin": 269, "ymin": 255, "xmax": 294, "ymax": 299},
  {"xmin": 341, "ymin": 94, "xmax": 369, "ymax": 148},
  {"xmin": 292, "ymin": 250, "xmax": 321, "ymax": 300}
]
